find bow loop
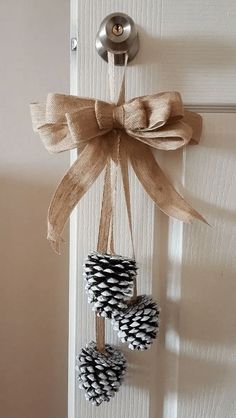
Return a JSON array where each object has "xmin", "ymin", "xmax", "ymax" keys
[
  {"xmin": 138, "ymin": 91, "xmax": 184, "ymax": 131},
  {"xmin": 66, "ymin": 107, "xmax": 104, "ymax": 144},
  {"xmin": 46, "ymin": 93, "xmax": 95, "ymax": 123}
]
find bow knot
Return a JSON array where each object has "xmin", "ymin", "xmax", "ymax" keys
[{"xmin": 94, "ymin": 99, "xmax": 147, "ymax": 132}]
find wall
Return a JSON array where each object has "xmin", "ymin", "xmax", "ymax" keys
[
  {"xmin": 0, "ymin": 1, "xmax": 69, "ymax": 418},
  {"xmin": 69, "ymin": 1, "xmax": 236, "ymax": 418}
]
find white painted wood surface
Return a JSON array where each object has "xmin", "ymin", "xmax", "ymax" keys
[
  {"xmin": 178, "ymin": 115, "xmax": 236, "ymax": 418},
  {"xmin": 69, "ymin": 1, "xmax": 236, "ymax": 417}
]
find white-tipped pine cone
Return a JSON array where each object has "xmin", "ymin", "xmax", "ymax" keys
[
  {"xmin": 84, "ymin": 252, "xmax": 137, "ymax": 319},
  {"xmin": 77, "ymin": 341, "xmax": 127, "ymax": 406},
  {"xmin": 113, "ymin": 295, "xmax": 160, "ymax": 350}
]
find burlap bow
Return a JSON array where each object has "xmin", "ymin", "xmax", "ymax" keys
[{"xmin": 30, "ymin": 91, "xmax": 206, "ymax": 253}]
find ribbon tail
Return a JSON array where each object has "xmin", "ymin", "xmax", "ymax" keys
[
  {"xmin": 119, "ymin": 140, "xmax": 135, "ymax": 257},
  {"xmin": 48, "ymin": 137, "xmax": 108, "ymax": 253},
  {"xmin": 126, "ymin": 136, "xmax": 207, "ymax": 224}
]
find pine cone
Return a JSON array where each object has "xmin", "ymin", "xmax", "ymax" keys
[
  {"xmin": 113, "ymin": 295, "xmax": 160, "ymax": 350},
  {"xmin": 77, "ymin": 341, "xmax": 127, "ymax": 406},
  {"xmin": 84, "ymin": 252, "xmax": 137, "ymax": 319}
]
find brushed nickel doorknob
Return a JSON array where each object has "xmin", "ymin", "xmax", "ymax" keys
[{"xmin": 95, "ymin": 12, "xmax": 139, "ymax": 66}]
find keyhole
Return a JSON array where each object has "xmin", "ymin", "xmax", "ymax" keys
[{"xmin": 112, "ymin": 23, "xmax": 124, "ymax": 36}]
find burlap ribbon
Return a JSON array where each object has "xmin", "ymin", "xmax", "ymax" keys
[{"xmin": 30, "ymin": 86, "xmax": 206, "ymax": 253}]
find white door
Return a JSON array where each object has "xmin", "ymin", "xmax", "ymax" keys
[{"xmin": 68, "ymin": 1, "xmax": 236, "ymax": 417}]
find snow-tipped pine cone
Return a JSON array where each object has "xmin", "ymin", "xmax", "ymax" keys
[
  {"xmin": 77, "ymin": 341, "xmax": 127, "ymax": 405},
  {"xmin": 113, "ymin": 295, "xmax": 160, "ymax": 350},
  {"xmin": 83, "ymin": 252, "xmax": 137, "ymax": 319}
]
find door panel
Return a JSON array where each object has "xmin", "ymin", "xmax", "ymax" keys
[
  {"xmin": 69, "ymin": 1, "xmax": 236, "ymax": 417},
  {"xmin": 159, "ymin": 1, "xmax": 236, "ymax": 103},
  {"xmin": 179, "ymin": 114, "xmax": 236, "ymax": 418}
]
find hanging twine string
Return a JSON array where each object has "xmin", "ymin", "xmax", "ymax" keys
[
  {"xmin": 107, "ymin": 51, "xmax": 129, "ymax": 260},
  {"xmin": 95, "ymin": 161, "xmax": 112, "ymax": 353},
  {"xmin": 95, "ymin": 52, "xmax": 140, "ymax": 351},
  {"xmin": 95, "ymin": 52, "xmax": 131, "ymax": 352},
  {"xmin": 119, "ymin": 146, "xmax": 137, "ymax": 301},
  {"xmin": 107, "ymin": 52, "xmax": 137, "ymax": 301}
]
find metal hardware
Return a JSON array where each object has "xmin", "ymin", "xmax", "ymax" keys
[
  {"xmin": 71, "ymin": 38, "xmax": 78, "ymax": 51},
  {"xmin": 95, "ymin": 12, "xmax": 139, "ymax": 66},
  {"xmin": 112, "ymin": 23, "xmax": 124, "ymax": 36}
]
